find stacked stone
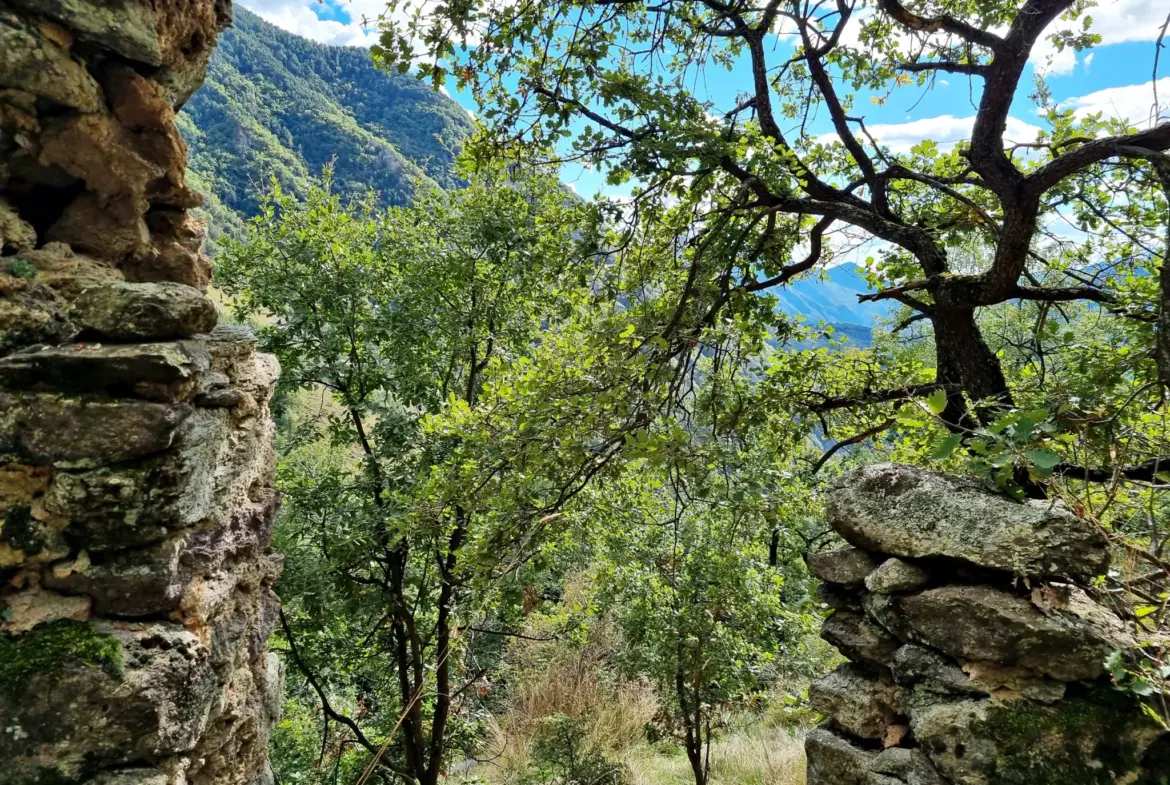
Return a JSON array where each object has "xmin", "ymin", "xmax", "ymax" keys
[
  {"xmin": 805, "ymin": 463, "xmax": 1169, "ymax": 785},
  {"xmin": 0, "ymin": 2, "xmax": 284, "ymax": 784}
]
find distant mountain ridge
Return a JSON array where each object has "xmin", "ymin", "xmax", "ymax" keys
[
  {"xmin": 179, "ymin": 13, "xmax": 886, "ymax": 335},
  {"xmin": 178, "ymin": 7, "xmax": 475, "ymax": 239}
]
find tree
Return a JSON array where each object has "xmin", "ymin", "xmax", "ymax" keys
[
  {"xmin": 217, "ymin": 165, "xmax": 603, "ymax": 785},
  {"xmin": 376, "ymin": 0, "xmax": 1170, "ymax": 485}
]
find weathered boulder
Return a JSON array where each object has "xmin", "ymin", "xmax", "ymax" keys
[
  {"xmin": 809, "ymin": 663, "xmax": 903, "ymax": 740},
  {"xmin": 806, "ymin": 727, "xmax": 879, "ymax": 785},
  {"xmin": 866, "ymin": 748, "xmax": 946, "ymax": 785},
  {"xmin": 0, "ymin": 621, "xmax": 217, "ymax": 782},
  {"xmin": 909, "ymin": 688, "xmax": 1164, "ymax": 785},
  {"xmin": 891, "ymin": 644, "xmax": 983, "ymax": 697},
  {"xmin": 0, "ymin": 196, "xmax": 35, "ymax": 252},
  {"xmin": 43, "ymin": 537, "xmax": 185, "ymax": 616},
  {"xmin": 826, "ymin": 464, "xmax": 1109, "ymax": 578},
  {"xmin": 822, "ymin": 609, "xmax": 901, "ymax": 666},
  {"xmin": 808, "ymin": 546, "xmax": 880, "ymax": 586},
  {"xmin": 865, "ymin": 584, "xmax": 1133, "ymax": 681},
  {"xmin": 0, "ymin": 340, "xmax": 211, "ymax": 401},
  {"xmin": 866, "ymin": 558, "xmax": 931, "ymax": 593},
  {"xmin": 70, "ymin": 282, "xmax": 217, "ymax": 340},
  {"xmin": 0, "ymin": 393, "xmax": 192, "ymax": 466}
]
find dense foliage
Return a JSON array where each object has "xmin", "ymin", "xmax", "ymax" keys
[
  {"xmin": 178, "ymin": 8, "xmax": 474, "ymax": 239},
  {"xmin": 213, "ymin": 2, "xmax": 1170, "ymax": 783}
]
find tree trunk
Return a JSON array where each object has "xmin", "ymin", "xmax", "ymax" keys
[{"xmin": 932, "ymin": 306, "xmax": 1013, "ymax": 426}]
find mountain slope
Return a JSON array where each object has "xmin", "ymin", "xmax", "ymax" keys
[{"xmin": 178, "ymin": 7, "xmax": 474, "ymax": 239}]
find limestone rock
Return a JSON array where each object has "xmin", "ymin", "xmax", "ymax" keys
[
  {"xmin": 822, "ymin": 609, "xmax": 901, "ymax": 666},
  {"xmin": 866, "ymin": 558, "xmax": 930, "ymax": 593},
  {"xmin": 0, "ymin": 10, "xmax": 104, "ymax": 112},
  {"xmin": 46, "ymin": 191, "xmax": 152, "ymax": 260},
  {"xmin": 826, "ymin": 464, "xmax": 1109, "ymax": 578},
  {"xmin": 84, "ymin": 770, "xmax": 168, "ymax": 785},
  {"xmin": 0, "ymin": 194, "xmax": 35, "ymax": 251},
  {"xmin": 865, "ymin": 584, "xmax": 1133, "ymax": 682},
  {"xmin": 70, "ymin": 281, "xmax": 217, "ymax": 340},
  {"xmin": 866, "ymin": 748, "xmax": 946, "ymax": 785},
  {"xmin": 808, "ymin": 546, "xmax": 880, "ymax": 586},
  {"xmin": 891, "ymin": 644, "xmax": 983, "ymax": 697},
  {"xmin": 806, "ymin": 727, "xmax": 878, "ymax": 785},
  {"xmin": 0, "ymin": 621, "xmax": 217, "ymax": 782},
  {"xmin": 809, "ymin": 663, "xmax": 903, "ymax": 740},
  {"xmin": 0, "ymin": 392, "xmax": 191, "ymax": 466},
  {"xmin": 0, "ymin": 584, "xmax": 90, "ymax": 633},
  {"xmin": 0, "ymin": 340, "xmax": 210, "ymax": 401},
  {"xmin": 43, "ymin": 536, "xmax": 185, "ymax": 616},
  {"xmin": 909, "ymin": 689, "xmax": 1163, "ymax": 785},
  {"xmin": 8, "ymin": 0, "xmax": 226, "ymax": 70}
]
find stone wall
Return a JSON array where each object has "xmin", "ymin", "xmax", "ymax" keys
[
  {"xmin": 0, "ymin": 2, "xmax": 284, "ymax": 784},
  {"xmin": 806, "ymin": 464, "xmax": 1169, "ymax": 785}
]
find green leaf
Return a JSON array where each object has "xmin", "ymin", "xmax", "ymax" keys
[
  {"xmin": 1025, "ymin": 448, "xmax": 1061, "ymax": 470},
  {"xmin": 930, "ymin": 434, "xmax": 962, "ymax": 460},
  {"xmin": 924, "ymin": 388, "xmax": 948, "ymax": 416}
]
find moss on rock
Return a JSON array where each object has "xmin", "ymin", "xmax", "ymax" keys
[
  {"xmin": 0, "ymin": 620, "xmax": 122, "ymax": 698},
  {"xmin": 982, "ymin": 685, "xmax": 1160, "ymax": 784},
  {"xmin": 2, "ymin": 502, "xmax": 43, "ymax": 556}
]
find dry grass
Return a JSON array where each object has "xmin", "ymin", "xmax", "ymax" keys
[{"xmin": 624, "ymin": 724, "xmax": 806, "ymax": 785}]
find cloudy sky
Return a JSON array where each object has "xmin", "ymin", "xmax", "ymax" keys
[{"xmin": 238, "ymin": 0, "xmax": 1169, "ymax": 196}]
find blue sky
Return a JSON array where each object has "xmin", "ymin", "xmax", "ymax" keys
[{"xmin": 240, "ymin": 0, "xmax": 1168, "ymax": 200}]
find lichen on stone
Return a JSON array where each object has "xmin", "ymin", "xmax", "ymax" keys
[
  {"xmin": 980, "ymin": 685, "xmax": 1159, "ymax": 784},
  {"xmin": 0, "ymin": 619, "xmax": 122, "ymax": 698},
  {"xmin": 2, "ymin": 502, "xmax": 42, "ymax": 556}
]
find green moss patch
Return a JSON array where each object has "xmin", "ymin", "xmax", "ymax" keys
[
  {"xmin": 2, "ymin": 503, "xmax": 43, "ymax": 556},
  {"xmin": 983, "ymin": 686, "xmax": 1159, "ymax": 784},
  {"xmin": 0, "ymin": 620, "xmax": 123, "ymax": 699}
]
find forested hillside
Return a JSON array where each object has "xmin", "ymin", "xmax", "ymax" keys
[{"xmin": 177, "ymin": 7, "xmax": 474, "ymax": 239}]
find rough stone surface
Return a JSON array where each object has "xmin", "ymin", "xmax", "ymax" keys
[
  {"xmin": 826, "ymin": 464, "xmax": 1109, "ymax": 578},
  {"xmin": 0, "ymin": 340, "xmax": 211, "ymax": 401},
  {"xmin": 808, "ymin": 546, "xmax": 880, "ymax": 586},
  {"xmin": 806, "ymin": 728, "xmax": 878, "ymax": 785},
  {"xmin": 809, "ymin": 663, "xmax": 903, "ymax": 740},
  {"xmin": 808, "ymin": 464, "xmax": 1161, "ymax": 785},
  {"xmin": 0, "ymin": 2, "xmax": 281, "ymax": 781},
  {"xmin": 866, "ymin": 558, "xmax": 931, "ymax": 593},
  {"xmin": 822, "ymin": 609, "xmax": 901, "ymax": 666},
  {"xmin": 864, "ymin": 584, "xmax": 1133, "ymax": 682},
  {"xmin": 867, "ymin": 748, "xmax": 946, "ymax": 785},
  {"xmin": 70, "ymin": 282, "xmax": 217, "ymax": 340}
]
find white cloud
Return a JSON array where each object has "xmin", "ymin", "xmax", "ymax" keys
[
  {"xmin": 1084, "ymin": 0, "xmax": 1169, "ymax": 45},
  {"xmin": 239, "ymin": 0, "xmax": 382, "ymax": 47},
  {"xmin": 829, "ymin": 114, "xmax": 1042, "ymax": 154},
  {"xmin": 1062, "ymin": 78, "xmax": 1170, "ymax": 127}
]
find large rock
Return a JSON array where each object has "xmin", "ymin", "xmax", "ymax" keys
[
  {"xmin": 43, "ymin": 537, "xmax": 185, "ymax": 616},
  {"xmin": 0, "ymin": 341, "xmax": 211, "ymax": 401},
  {"xmin": 0, "ymin": 621, "xmax": 217, "ymax": 783},
  {"xmin": 822, "ymin": 610, "xmax": 901, "ymax": 666},
  {"xmin": 826, "ymin": 464, "xmax": 1109, "ymax": 578},
  {"xmin": 805, "ymin": 727, "xmax": 878, "ymax": 785},
  {"xmin": 865, "ymin": 584, "xmax": 1133, "ymax": 682},
  {"xmin": 909, "ymin": 689, "xmax": 1164, "ymax": 785},
  {"xmin": 809, "ymin": 663, "xmax": 903, "ymax": 740},
  {"xmin": 0, "ymin": 392, "xmax": 191, "ymax": 466},
  {"xmin": 866, "ymin": 558, "xmax": 930, "ymax": 593},
  {"xmin": 70, "ymin": 282, "xmax": 217, "ymax": 340},
  {"xmin": 808, "ymin": 546, "xmax": 880, "ymax": 586},
  {"xmin": 866, "ymin": 748, "xmax": 946, "ymax": 785}
]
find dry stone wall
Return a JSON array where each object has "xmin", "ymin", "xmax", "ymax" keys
[
  {"xmin": 806, "ymin": 463, "xmax": 1170, "ymax": 784},
  {"xmin": 0, "ymin": 2, "xmax": 283, "ymax": 784}
]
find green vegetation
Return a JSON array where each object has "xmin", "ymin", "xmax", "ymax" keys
[
  {"xmin": 0, "ymin": 621, "xmax": 122, "ymax": 698},
  {"xmin": 179, "ymin": 7, "xmax": 473, "ymax": 240},
  {"xmin": 207, "ymin": 2, "xmax": 1170, "ymax": 783},
  {"xmin": 2, "ymin": 503, "xmax": 42, "ymax": 556}
]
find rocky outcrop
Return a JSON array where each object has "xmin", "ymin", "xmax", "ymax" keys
[
  {"xmin": 805, "ymin": 463, "xmax": 1168, "ymax": 785},
  {"xmin": 0, "ymin": 2, "xmax": 283, "ymax": 784}
]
